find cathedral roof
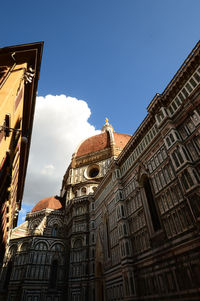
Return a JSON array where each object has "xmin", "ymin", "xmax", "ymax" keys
[
  {"xmin": 113, "ymin": 132, "xmax": 132, "ymax": 148},
  {"xmin": 75, "ymin": 131, "xmax": 131, "ymax": 158},
  {"xmin": 76, "ymin": 132, "xmax": 110, "ymax": 157},
  {"xmin": 31, "ymin": 196, "xmax": 62, "ymax": 212}
]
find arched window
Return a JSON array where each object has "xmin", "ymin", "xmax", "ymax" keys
[
  {"xmin": 166, "ymin": 137, "xmax": 171, "ymax": 147},
  {"xmin": 81, "ymin": 187, "xmax": 87, "ymax": 195},
  {"xmin": 49, "ymin": 260, "xmax": 58, "ymax": 288},
  {"xmin": 123, "ymin": 224, "xmax": 127, "ymax": 235},
  {"xmin": 142, "ymin": 175, "xmax": 161, "ymax": 232},
  {"xmin": 92, "ymin": 248, "xmax": 95, "ymax": 257},
  {"xmin": 9, "ymin": 245, "xmax": 17, "ymax": 257},
  {"xmin": 51, "ymin": 244, "xmax": 64, "ymax": 252},
  {"xmin": 73, "ymin": 239, "xmax": 82, "ymax": 249},
  {"xmin": 35, "ymin": 242, "xmax": 47, "ymax": 250},
  {"xmin": 20, "ymin": 242, "xmax": 28, "ymax": 252},
  {"xmin": 52, "ymin": 225, "xmax": 58, "ymax": 237},
  {"xmin": 76, "ymin": 206, "xmax": 83, "ymax": 215}
]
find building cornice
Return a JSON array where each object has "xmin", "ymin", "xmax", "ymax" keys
[{"xmin": 117, "ymin": 40, "xmax": 200, "ymax": 166}]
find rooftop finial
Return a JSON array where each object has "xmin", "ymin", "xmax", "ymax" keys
[{"xmin": 101, "ymin": 117, "xmax": 114, "ymax": 133}]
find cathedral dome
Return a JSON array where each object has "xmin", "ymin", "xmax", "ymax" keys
[
  {"xmin": 70, "ymin": 119, "xmax": 131, "ymax": 170},
  {"xmin": 31, "ymin": 196, "xmax": 62, "ymax": 212},
  {"xmin": 76, "ymin": 132, "xmax": 110, "ymax": 157},
  {"xmin": 75, "ymin": 129, "xmax": 131, "ymax": 158},
  {"xmin": 61, "ymin": 119, "xmax": 131, "ymax": 200}
]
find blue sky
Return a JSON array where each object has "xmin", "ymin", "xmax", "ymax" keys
[{"xmin": 2, "ymin": 0, "xmax": 200, "ymax": 224}]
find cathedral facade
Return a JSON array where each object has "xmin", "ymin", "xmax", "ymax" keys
[{"xmin": 1, "ymin": 42, "xmax": 200, "ymax": 300}]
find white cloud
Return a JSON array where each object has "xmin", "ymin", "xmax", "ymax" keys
[
  {"xmin": 41, "ymin": 164, "xmax": 55, "ymax": 175},
  {"xmin": 17, "ymin": 206, "xmax": 28, "ymax": 225},
  {"xmin": 23, "ymin": 94, "xmax": 100, "ymax": 207}
]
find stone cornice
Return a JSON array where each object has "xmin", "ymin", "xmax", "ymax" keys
[
  {"xmin": 73, "ymin": 148, "xmax": 112, "ymax": 168},
  {"xmin": 26, "ymin": 208, "xmax": 64, "ymax": 219}
]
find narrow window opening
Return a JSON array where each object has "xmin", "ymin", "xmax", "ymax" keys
[
  {"xmin": 193, "ymin": 169, "xmax": 200, "ymax": 183},
  {"xmin": 125, "ymin": 242, "xmax": 130, "ymax": 255},
  {"xmin": 178, "ymin": 92, "xmax": 184, "ymax": 102},
  {"xmin": 176, "ymin": 149, "xmax": 184, "ymax": 164},
  {"xmin": 105, "ymin": 218, "xmax": 111, "ymax": 258},
  {"xmin": 181, "ymin": 174, "xmax": 189, "ymax": 190},
  {"xmin": 170, "ymin": 133, "xmax": 175, "ymax": 143},
  {"xmin": 92, "ymin": 234, "xmax": 95, "ymax": 243},
  {"xmin": 123, "ymin": 224, "xmax": 127, "ymax": 235},
  {"xmin": 186, "ymin": 82, "xmax": 193, "ymax": 93},
  {"xmin": 49, "ymin": 260, "xmax": 58, "ymax": 289},
  {"xmin": 172, "ymin": 152, "xmax": 180, "ymax": 168},
  {"xmin": 169, "ymin": 106, "xmax": 174, "ymax": 115},
  {"xmin": 175, "ymin": 132, "xmax": 180, "ymax": 140},
  {"xmin": 172, "ymin": 102, "xmax": 177, "ymax": 111},
  {"xmin": 52, "ymin": 225, "xmax": 58, "ymax": 237},
  {"xmin": 189, "ymin": 78, "xmax": 197, "ymax": 88},
  {"xmin": 143, "ymin": 176, "xmax": 161, "ymax": 232},
  {"xmin": 175, "ymin": 97, "xmax": 181, "ymax": 106},
  {"xmin": 182, "ymin": 147, "xmax": 190, "ymax": 161},
  {"xmin": 5, "ymin": 115, "xmax": 10, "ymax": 137},
  {"xmin": 182, "ymin": 87, "xmax": 189, "ymax": 98},
  {"xmin": 166, "ymin": 137, "xmax": 171, "ymax": 147},
  {"xmin": 194, "ymin": 72, "xmax": 200, "ymax": 82},
  {"xmin": 121, "ymin": 205, "xmax": 125, "ymax": 217},
  {"xmin": 185, "ymin": 170, "xmax": 194, "ymax": 186}
]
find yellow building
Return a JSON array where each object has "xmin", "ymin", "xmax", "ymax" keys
[{"xmin": 0, "ymin": 42, "xmax": 43, "ymax": 263}]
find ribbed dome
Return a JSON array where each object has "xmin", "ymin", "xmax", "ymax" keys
[
  {"xmin": 76, "ymin": 132, "xmax": 131, "ymax": 157},
  {"xmin": 31, "ymin": 196, "xmax": 62, "ymax": 212},
  {"xmin": 113, "ymin": 132, "xmax": 131, "ymax": 148}
]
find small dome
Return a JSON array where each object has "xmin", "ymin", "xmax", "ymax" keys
[{"xmin": 31, "ymin": 196, "xmax": 62, "ymax": 213}]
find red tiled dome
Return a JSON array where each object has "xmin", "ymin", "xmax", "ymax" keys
[
  {"xmin": 76, "ymin": 132, "xmax": 131, "ymax": 157},
  {"xmin": 113, "ymin": 132, "xmax": 131, "ymax": 149},
  {"xmin": 31, "ymin": 196, "xmax": 62, "ymax": 212},
  {"xmin": 76, "ymin": 132, "xmax": 110, "ymax": 157}
]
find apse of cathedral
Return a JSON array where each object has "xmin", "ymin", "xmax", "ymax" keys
[{"xmin": 1, "ymin": 42, "xmax": 200, "ymax": 301}]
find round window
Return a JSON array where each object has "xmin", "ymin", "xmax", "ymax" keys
[
  {"xmin": 89, "ymin": 167, "xmax": 99, "ymax": 178},
  {"xmin": 85, "ymin": 164, "xmax": 100, "ymax": 179}
]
